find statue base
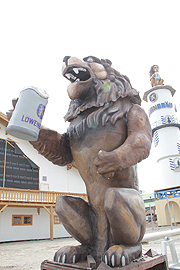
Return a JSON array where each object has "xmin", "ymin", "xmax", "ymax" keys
[{"xmin": 41, "ymin": 250, "xmax": 168, "ymax": 270}]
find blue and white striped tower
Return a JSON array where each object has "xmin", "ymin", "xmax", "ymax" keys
[{"xmin": 143, "ymin": 82, "xmax": 180, "ymax": 189}]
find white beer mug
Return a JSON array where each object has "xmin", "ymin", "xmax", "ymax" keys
[{"xmin": 6, "ymin": 87, "xmax": 49, "ymax": 141}]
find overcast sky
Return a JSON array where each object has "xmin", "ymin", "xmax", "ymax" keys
[{"xmin": 0, "ymin": 0, "xmax": 180, "ymax": 193}]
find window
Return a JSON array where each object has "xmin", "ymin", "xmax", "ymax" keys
[
  {"xmin": 165, "ymin": 115, "xmax": 173, "ymax": 124},
  {"xmin": 54, "ymin": 215, "xmax": 61, "ymax": 224},
  {"xmin": 169, "ymin": 158, "xmax": 180, "ymax": 172},
  {"xmin": 12, "ymin": 215, "xmax": 33, "ymax": 226},
  {"xmin": 42, "ymin": 176, "xmax": 47, "ymax": 181}
]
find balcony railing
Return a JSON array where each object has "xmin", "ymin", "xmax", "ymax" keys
[
  {"xmin": 154, "ymin": 187, "xmax": 180, "ymax": 201},
  {"xmin": 151, "ymin": 118, "xmax": 180, "ymax": 129},
  {"xmin": 0, "ymin": 187, "xmax": 88, "ymax": 204}
]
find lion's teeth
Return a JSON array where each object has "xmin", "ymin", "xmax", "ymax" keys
[
  {"xmin": 73, "ymin": 68, "xmax": 79, "ymax": 74},
  {"xmin": 73, "ymin": 67, "xmax": 86, "ymax": 73},
  {"xmin": 65, "ymin": 73, "xmax": 72, "ymax": 79},
  {"xmin": 76, "ymin": 78, "xmax": 80, "ymax": 82},
  {"xmin": 78, "ymin": 68, "xmax": 86, "ymax": 72},
  {"xmin": 65, "ymin": 73, "xmax": 76, "ymax": 80}
]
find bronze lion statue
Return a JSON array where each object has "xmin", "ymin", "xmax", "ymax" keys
[{"xmin": 8, "ymin": 56, "xmax": 152, "ymax": 267}]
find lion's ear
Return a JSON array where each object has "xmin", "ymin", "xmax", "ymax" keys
[
  {"xmin": 90, "ymin": 63, "xmax": 107, "ymax": 80},
  {"xmin": 104, "ymin": 59, "xmax": 112, "ymax": 66}
]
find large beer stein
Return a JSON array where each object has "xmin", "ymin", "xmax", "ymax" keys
[{"xmin": 6, "ymin": 87, "xmax": 49, "ymax": 141}]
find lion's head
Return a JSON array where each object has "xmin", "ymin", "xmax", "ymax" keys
[{"xmin": 62, "ymin": 56, "xmax": 141, "ymax": 122}]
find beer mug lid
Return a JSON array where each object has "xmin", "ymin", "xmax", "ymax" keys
[{"xmin": 21, "ymin": 86, "xmax": 49, "ymax": 99}]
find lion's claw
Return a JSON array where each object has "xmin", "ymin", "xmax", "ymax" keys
[
  {"xmin": 103, "ymin": 250, "xmax": 127, "ymax": 267},
  {"xmin": 102, "ymin": 244, "xmax": 141, "ymax": 267},
  {"xmin": 54, "ymin": 245, "xmax": 90, "ymax": 264}
]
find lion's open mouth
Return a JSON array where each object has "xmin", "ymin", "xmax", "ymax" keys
[{"xmin": 63, "ymin": 66, "xmax": 91, "ymax": 83}]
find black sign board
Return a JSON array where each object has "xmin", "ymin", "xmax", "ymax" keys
[{"xmin": 0, "ymin": 139, "xmax": 39, "ymax": 190}]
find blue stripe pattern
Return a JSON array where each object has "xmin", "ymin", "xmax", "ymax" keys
[{"xmin": 169, "ymin": 158, "xmax": 175, "ymax": 171}]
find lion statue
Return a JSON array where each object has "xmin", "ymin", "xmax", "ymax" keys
[
  {"xmin": 8, "ymin": 56, "xmax": 152, "ymax": 267},
  {"xmin": 149, "ymin": 65, "xmax": 164, "ymax": 87}
]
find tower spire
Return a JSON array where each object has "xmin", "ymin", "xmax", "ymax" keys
[
  {"xmin": 144, "ymin": 66, "xmax": 180, "ymax": 227},
  {"xmin": 143, "ymin": 66, "xmax": 180, "ymax": 189}
]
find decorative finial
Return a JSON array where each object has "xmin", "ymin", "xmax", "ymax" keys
[{"xmin": 149, "ymin": 65, "xmax": 164, "ymax": 87}]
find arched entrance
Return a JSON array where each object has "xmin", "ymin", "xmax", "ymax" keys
[{"xmin": 165, "ymin": 200, "xmax": 180, "ymax": 225}]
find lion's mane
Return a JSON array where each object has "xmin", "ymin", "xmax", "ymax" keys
[{"xmin": 64, "ymin": 57, "xmax": 141, "ymax": 138}]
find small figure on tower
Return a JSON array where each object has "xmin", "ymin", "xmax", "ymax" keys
[{"xmin": 149, "ymin": 65, "xmax": 164, "ymax": 87}]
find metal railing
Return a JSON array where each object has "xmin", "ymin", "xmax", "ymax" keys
[{"xmin": 154, "ymin": 187, "xmax": 180, "ymax": 201}]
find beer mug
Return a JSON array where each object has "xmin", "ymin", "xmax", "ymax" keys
[{"xmin": 6, "ymin": 87, "xmax": 49, "ymax": 141}]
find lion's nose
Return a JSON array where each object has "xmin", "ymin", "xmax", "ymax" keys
[{"xmin": 63, "ymin": 56, "xmax": 71, "ymax": 66}]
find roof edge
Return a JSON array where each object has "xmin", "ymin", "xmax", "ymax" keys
[
  {"xmin": 143, "ymin": 85, "xmax": 176, "ymax": 102},
  {"xmin": 0, "ymin": 112, "xmax": 9, "ymax": 127}
]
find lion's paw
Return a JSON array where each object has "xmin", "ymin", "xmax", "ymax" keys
[
  {"xmin": 54, "ymin": 245, "xmax": 90, "ymax": 264},
  {"xmin": 102, "ymin": 244, "xmax": 142, "ymax": 267}
]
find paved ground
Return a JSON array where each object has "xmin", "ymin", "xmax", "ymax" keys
[
  {"xmin": 1, "ymin": 222, "xmax": 180, "ymax": 270},
  {"xmin": 143, "ymin": 222, "xmax": 180, "ymax": 267}
]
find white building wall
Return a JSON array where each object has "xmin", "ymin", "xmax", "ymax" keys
[
  {"xmin": 148, "ymin": 88, "xmax": 175, "ymax": 123},
  {"xmin": 0, "ymin": 207, "xmax": 70, "ymax": 242},
  {"xmin": 144, "ymin": 86, "xmax": 180, "ymax": 190},
  {"xmin": 155, "ymin": 127, "xmax": 180, "ymax": 160},
  {"xmin": 157, "ymin": 158, "xmax": 180, "ymax": 189},
  {"xmin": 0, "ymin": 120, "xmax": 86, "ymax": 242},
  {"xmin": 0, "ymin": 122, "xmax": 86, "ymax": 193}
]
